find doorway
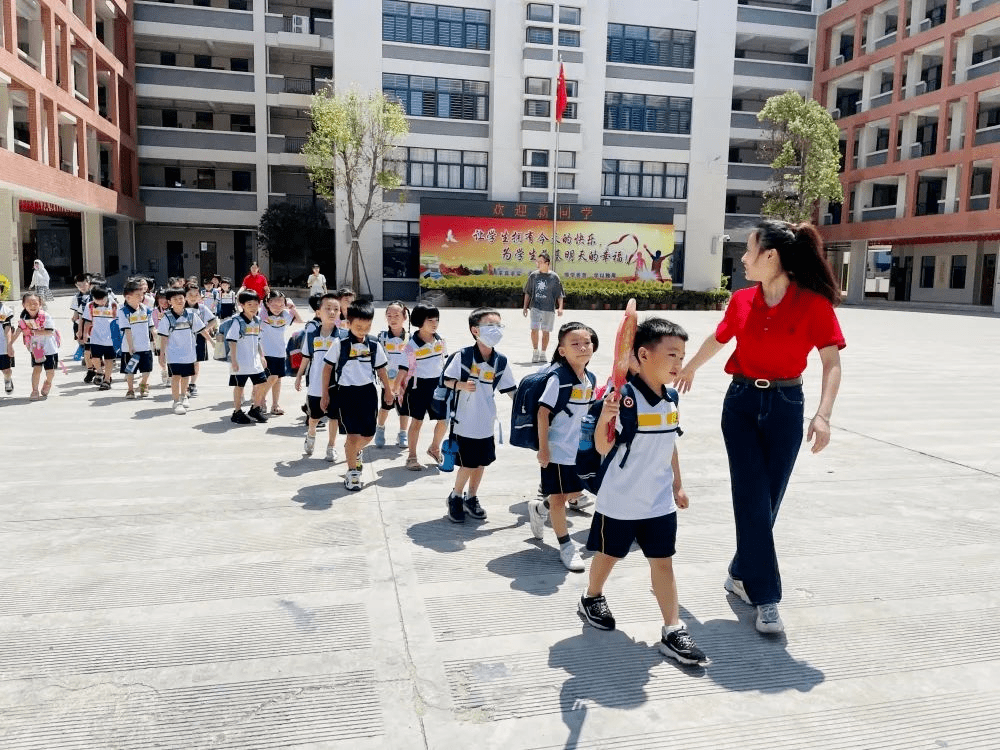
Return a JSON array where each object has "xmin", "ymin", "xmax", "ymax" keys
[
  {"xmin": 199, "ymin": 241, "xmax": 218, "ymax": 282},
  {"xmin": 233, "ymin": 230, "xmax": 252, "ymax": 277},
  {"xmin": 167, "ymin": 240, "xmax": 184, "ymax": 278},
  {"xmin": 982, "ymin": 253, "xmax": 996, "ymax": 306},
  {"xmin": 901, "ymin": 256, "xmax": 913, "ymax": 301}
]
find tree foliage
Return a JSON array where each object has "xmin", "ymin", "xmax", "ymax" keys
[
  {"xmin": 757, "ymin": 91, "xmax": 844, "ymax": 224},
  {"xmin": 304, "ymin": 89, "xmax": 409, "ymax": 294},
  {"xmin": 257, "ymin": 202, "xmax": 331, "ymax": 283}
]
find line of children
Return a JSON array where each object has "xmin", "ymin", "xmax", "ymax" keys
[
  {"xmin": 397, "ymin": 303, "xmax": 448, "ymax": 470},
  {"xmin": 374, "ymin": 301, "xmax": 411, "ymax": 449}
]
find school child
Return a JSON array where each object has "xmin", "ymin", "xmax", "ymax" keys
[
  {"xmin": 10, "ymin": 292, "xmax": 59, "ymax": 400},
  {"xmin": 118, "ymin": 280, "xmax": 155, "ymax": 399},
  {"xmin": 70, "ymin": 273, "xmax": 92, "ymax": 367},
  {"xmin": 226, "ymin": 290, "xmax": 270, "ymax": 424},
  {"xmin": 333, "ymin": 287, "xmax": 355, "ymax": 331},
  {"xmin": 374, "ymin": 301, "xmax": 411, "ymax": 448},
  {"xmin": 141, "ymin": 277, "xmax": 156, "ymax": 309},
  {"xmin": 157, "ymin": 287, "xmax": 211, "ymax": 414},
  {"xmin": 441, "ymin": 308, "xmax": 517, "ymax": 522},
  {"xmin": 260, "ymin": 290, "xmax": 302, "ymax": 415},
  {"xmin": 320, "ymin": 299, "xmax": 393, "ymax": 492},
  {"xmin": 185, "ymin": 283, "xmax": 217, "ymax": 397},
  {"xmin": 216, "ymin": 277, "xmax": 237, "ymax": 319},
  {"xmin": 151, "ymin": 290, "xmax": 170, "ymax": 382},
  {"xmin": 526, "ymin": 323, "xmax": 598, "ymax": 572},
  {"xmin": 577, "ymin": 318, "xmax": 706, "ymax": 666},
  {"xmin": 295, "ymin": 293, "xmax": 341, "ymax": 459},
  {"xmin": 82, "ymin": 285, "xmax": 118, "ymax": 390},
  {"xmin": 397, "ymin": 302, "xmax": 448, "ymax": 470},
  {"xmin": 1, "ymin": 301, "xmax": 15, "ymax": 394}
]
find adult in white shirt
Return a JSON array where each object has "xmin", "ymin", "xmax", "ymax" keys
[{"xmin": 307, "ymin": 264, "xmax": 327, "ymax": 296}]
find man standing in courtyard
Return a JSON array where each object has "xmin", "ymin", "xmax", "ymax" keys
[
  {"xmin": 523, "ymin": 252, "xmax": 564, "ymax": 363},
  {"xmin": 241, "ymin": 262, "xmax": 269, "ymax": 300}
]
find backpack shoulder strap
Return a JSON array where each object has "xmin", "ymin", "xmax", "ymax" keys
[
  {"xmin": 459, "ymin": 346, "xmax": 475, "ymax": 381},
  {"xmin": 491, "ymin": 352, "xmax": 508, "ymax": 391},
  {"xmin": 366, "ymin": 335, "xmax": 379, "ymax": 374}
]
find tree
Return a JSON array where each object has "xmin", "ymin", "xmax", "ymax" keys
[
  {"xmin": 757, "ymin": 91, "xmax": 844, "ymax": 224},
  {"xmin": 304, "ymin": 89, "xmax": 409, "ymax": 295},
  {"xmin": 257, "ymin": 201, "xmax": 331, "ymax": 284}
]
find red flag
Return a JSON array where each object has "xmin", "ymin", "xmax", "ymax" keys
[{"xmin": 555, "ymin": 63, "xmax": 568, "ymax": 123}]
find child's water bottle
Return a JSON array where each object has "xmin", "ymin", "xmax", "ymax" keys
[
  {"xmin": 579, "ymin": 414, "xmax": 597, "ymax": 451},
  {"xmin": 440, "ymin": 437, "xmax": 458, "ymax": 472},
  {"xmin": 124, "ymin": 354, "xmax": 141, "ymax": 374}
]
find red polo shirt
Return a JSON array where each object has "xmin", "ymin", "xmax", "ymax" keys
[
  {"xmin": 715, "ymin": 282, "xmax": 846, "ymax": 380},
  {"xmin": 241, "ymin": 272, "xmax": 268, "ymax": 299}
]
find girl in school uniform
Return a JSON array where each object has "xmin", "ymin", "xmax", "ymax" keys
[
  {"xmin": 11, "ymin": 292, "xmax": 60, "ymax": 400},
  {"xmin": 374, "ymin": 301, "xmax": 411, "ymax": 448},
  {"xmin": 259, "ymin": 290, "xmax": 302, "ymax": 415}
]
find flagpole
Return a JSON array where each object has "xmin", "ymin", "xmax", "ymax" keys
[{"xmin": 553, "ymin": 55, "xmax": 562, "ymax": 268}]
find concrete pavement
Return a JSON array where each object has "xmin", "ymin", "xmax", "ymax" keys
[{"xmin": 1, "ymin": 296, "xmax": 998, "ymax": 749}]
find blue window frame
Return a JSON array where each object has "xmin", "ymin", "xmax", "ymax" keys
[
  {"xmin": 607, "ymin": 24, "xmax": 695, "ymax": 68},
  {"xmin": 383, "ymin": 73, "xmax": 489, "ymax": 121},
  {"xmin": 604, "ymin": 93, "xmax": 692, "ymax": 134},
  {"xmin": 382, "ymin": 1, "xmax": 490, "ymax": 50}
]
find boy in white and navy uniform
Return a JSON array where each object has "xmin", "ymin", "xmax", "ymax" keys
[
  {"xmin": 82, "ymin": 285, "xmax": 118, "ymax": 390},
  {"xmin": 295, "ymin": 293, "xmax": 342, "ymax": 461},
  {"xmin": 185, "ymin": 284, "xmax": 217, "ymax": 397},
  {"xmin": 226, "ymin": 290, "xmax": 269, "ymax": 425},
  {"xmin": 70, "ymin": 273, "xmax": 93, "ymax": 370},
  {"xmin": 216, "ymin": 278, "xmax": 237, "ymax": 319},
  {"xmin": 578, "ymin": 318, "xmax": 707, "ymax": 666},
  {"xmin": 1, "ymin": 302, "xmax": 14, "ymax": 393},
  {"xmin": 320, "ymin": 299, "xmax": 393, "ymax": 492},
  {"xmin": 117, "ymin": 280, "xmax": 155, "ymax": 399},
  {"xmin": 441, "ymin": 307, "xmax": 517, "ymax": 523},
  {"xmin": 157, "ymin": 287, "xmax": 209, "ymax": 415}
]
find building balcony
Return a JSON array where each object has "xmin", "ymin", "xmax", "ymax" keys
[
  {"xmin": 974, "ymin": 125, "xmax": 1000, "ymax": 147},
  {"xmin": 140, "ymin": 186, "xmax": 257, "ymax": 211},
  {"xmin": 733, "ymin": 59, "xmax": 812, "ymax": 83},
  {"xmin": 268, "ymin": 193, "xmax": 328, "ymax": 209},
  {"xmin": 265, "ymin": 75, "xmax": 332, "ymax": 96},
  {"xmin": 134, "ymin": 1, "xmax": 254, "ymax": 32},
  {"xmin": 730, "ymin": 111, "xmax": 764, "ymax": 129},
  {"xmin": 736, "ymin": 3, "xmax": 816, "ymax": 30},
  {"xmin": 869, "ymin": 90, "xmax": 893, "ymax": 110},
  {"xmin": 968, "ymin": 57, "xmax": 1000, "ymax": 81},
  {"xmin": 728, "ymin": 163, "xmax": 772, "ymax": 181},
  {"xmin": 971, "ymin": 0, "xmax": 1000, "ymax": 11},
  {"xmin": 267, "ymin": 134, "xmax": 308, "ymax": 153},
  {"xmin": 969, "ymin": 194, "xmax": 991, "ymax": 211},
  {"xmin": 263, "ymin": 14, "xmax": 332, "ymax": 38},
  {"xmin": 136, "ymin": 65, "xmax": 255, "ymax": 92},
  {"xmin": 138, "ymin": 126, "xmax": 256, "ymax": 152},
  {"xmin": 861, "ymin": 206, "xmax": 897, "ymax": 221}
]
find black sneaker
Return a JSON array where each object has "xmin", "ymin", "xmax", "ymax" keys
[
  {"xmin": 463, "ymin": 495, "xmax": 486, "ymax": 520},
  {"xmin": 247, "ymin": 405, "xmax": 269, "ymax": 423},
  {"xmin": 84, "ymin": 369, "xmax": 96, "ymax": 383},
  {"xmin": 659, "ymin": 627, "xmax": 707, "ymax": 666},
  {"xmin": 231, "ymin": 409, "xmax": 253, "ymax": 424},
  {"xmin": 447, "ymin": 493, "xmax": 465, "ymax": 523},
  {"xmin": 187, "ymin": 383, "xmax": 198, "ymax": 397},
  {"xmin": 578, "ymin": 594, "xmax": 616, "ymax": 630}
]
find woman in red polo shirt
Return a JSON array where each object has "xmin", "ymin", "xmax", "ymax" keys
[
  {"xmin": 240, "ymin": 262, "xmax": 269, "ymax": 300},
  {"xmin": 676, "ymin": 220, "xmax": 845, "ymax": 635}
]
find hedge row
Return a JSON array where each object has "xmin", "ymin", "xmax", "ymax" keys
[{"xmin": 420, "ymin": 276, "xmax": 731, "ymax": 310}]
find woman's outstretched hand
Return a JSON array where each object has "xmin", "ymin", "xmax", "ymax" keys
[{"xmin": 674, "ymin": 365, "xmax": 696, "ymax": 394}]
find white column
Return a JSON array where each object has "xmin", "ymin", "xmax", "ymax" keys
[
  {"xmin": 81, "ymin": 210, "xmax": 103, "ymax": 275},
  {"xmin": 0, "ymin": 81, "xmax": 13, "ymax": 152},
  {"xmin": 992, "ymin": 242, "xmax": 1000, "ymax": 314},
  {"xmin": 906, "ymin": 52, "xmax": 922, "ymax": 97},
  {"xmin": 900, "ymin": 113, "xmax": 918, "ymax": 157},
  {"xmin": 0, "ymin": 189, "xmax": 23, "ymax": 299},
  {"xmin": 943, "ymin": 165, "xmax": 959, "ymax": 213},
  {"xmin": 895, "ymin": 174, "xmax": 908, "ymax": 218},
  {"xmin": 846, "ymin": 239, "xmax": 868, "ymax": 304}
]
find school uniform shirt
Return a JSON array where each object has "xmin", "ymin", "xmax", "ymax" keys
[
  {"xmin": 216, "ymin": 290, "xmax": 237, "ymax": 310},
  {"xmin": 538, "ymin": 368, "xmax": 596, "ymax": 465},
  {"xmin": 226, "ymin": 314, "xmax": 265, "ymax": 374},
  {"xmin": 324, "ymin": 335, "xmax": 388, "ymax": 387},
  {"xmin": 117, "ymin": 303, "xmax": 154, "ymax": 354},
  {"xmin": 20, "ymin": 311, "xmax": 60, "ymax": 356},
  {"xmin": 70, "ymin": 291, "xmax": 91, "ymax": 317},
  {"xmin": 156, "ymin": 309, "xmax": 206, "ymax": 365},
  {"xmin": 202, "ymin": 290, "xmax": 218, "ymax": 314},
  {"xmin": 378, "ymin": 329, "xmax": 408, "ymax": 379},
  {"xmin": 260, "ymin": 309, "xmax": 294, "ymax": 359},
  {"xmin": 83, "ymin": 301, "xmax": 118, "ymax": 347},
  {"xmin": 301, "ymin": 327, "xmax": 340, "ymax": 398},
  {"xmin": 443, "ymin": 345, "xmax": 516, "ymax": 440},
  {"xmin": 1, "ymin": 303, "xmax": 13, "ymax": 334},
  {"xmin": 401, "ymin": 332, "xmax": 446, "ymax": 380},
  {"xmin": 596, "ymin": 378, "xmax": 681, "ymax": 521},
  {"xmin": 188, "ymin": 302, "xmax": 217, "ymax": 327}
]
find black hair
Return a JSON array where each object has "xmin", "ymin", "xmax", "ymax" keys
[
  {"xmin": 211, "ymin": 274, "xmax": 222, "ymax": 282},
  {"xmin": 410, "ymin": 302, "xmax": 439, "ymax": 328},
  {"xmin": 307, "ymin": 292, "xmax": 325, "ymax": 311},
  {"xmin": 551, "ymin": 322, "xmax": 599, "ymax": 365},
  {"xmin": 754, "ymin": 220, "xmax": 841, "ymax": 306},
  {"xmin": 164, "ymin": 287, "xmax": 185, "ymax": 301},
  {"xmin": 385, "ymin": 300, "xmax": 410, "ymax": 334},
  {"xmin": 538, "ymin": 252, "xmax": 551, "ymax": 263},
  {"xmin": 633, "ymin": 317, "xmax": 688, "ymax": 358},
  {"xmin": 184, "ymin": 283, "xmax": 200, "ymax": 293},
  {"xmin": 346, "ymin": 299, "xmax": 375, "ymax": 321},
  {"xmin": 90, "ymin": 285, "xmax": 109, "ymax": 300},
  {"xmin": 220, "ymin": 276, "xmax": 233, "ymax": 287},
  {"xmin": 20, "ymin": 291, "xmax": 41, "ymax": 306},
  {"xmin": 335, "ymin": 286, "xmax": 355, "ymax": 300},
  {"xmin": 265, "ymin": 290, "xmax": 285, "ymax": 302},
  {"xmin": 123, "ymin": 280, "xmax": 143, "ymax": 295},
  {"xmin": 237, "ymin": 290, "xmax": 260, "ymax": 305},
  {"xmin": 468, "ymin": 307, "xmax": 500, "ymax": 330},
  {"xmin": 73, "ymin": 273, "xmax": 91, "ymax": 284}
]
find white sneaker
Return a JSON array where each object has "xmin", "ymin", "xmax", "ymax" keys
[
  {"xmin": 325, "ymin": 444, "xmax": 337, "ymax": 462},
  {"xmin": 528, "ymin": 499, "xmax": 548, "ymax": 539},
  {"xmin": 756, "ymin": 603, "xmax": 784, "ymax": 634},
  {"xmin": 173, "ymin": 401, "xmax": 186, "ymax": 415},
  {"xmin": 724, "ymin": 575, "xmax": 752, "ymax": 605},
  {"xmin": 344, "ymin": 470, "xmax": 362, "ymax": 491},
  {"xmin": 566, "ymin": 494, "xmax": 592, "ymax": 511},
  {"xmin": 304, "ymin": 434, "xmax": 316, "ymax": 455},
  {"xmin": 182, "ymin": 395, "xmax": 190, "ymax": 407},
  {"xmin": 559, "ymin": 542, "xmax": 585, "ymax": 572}
]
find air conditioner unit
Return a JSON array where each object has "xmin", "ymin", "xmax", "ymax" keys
[
  {"xmin": 919, "ymin": 17, "xmax": 931, "ymax": 32},
  {"xmin": 909, "ymin": 142, "xmax": 922, "ymax": 158},
  {"xmin": 822, "ymin": 213, "xmax": 834, "ymax": 225},
  {"xmin": 291, "ymin": 15, "xmax": 308, "ymax": 33},
  {"xmin": 914, "ymin": 80, "xmax": 927, "ymax": 95},
  {"xmin": 834, "ymin": 54, "xmax": 845, "ymax": 66},
  {"xmin": 830, "ymin": 108, "xmax": 841, "ymax": 120}
]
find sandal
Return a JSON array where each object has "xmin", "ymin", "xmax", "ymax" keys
[
  {"xmin": 40, "ymin": 383, "xmax": 52, "ymax": 398},
  {"xmin": 426, "ymin": 447, "xmax": 443, "ymax": 465},
  {"xmin": 270, "ymin": 407, "xmax": 285, "ymax": 415},
  {"xmin": 29, "ymin": 390, "xmax": 41, "ymax": 401},
  {"xmin": 406, "ymin": 455, "xmax": 423, "ymax": 471}
]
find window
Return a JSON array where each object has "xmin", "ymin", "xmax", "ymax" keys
[
  {"xmin": 396, "ymin": 148, "xmax": 487, "ymax": 190},
  {"xmin": 194, "ymin": 55, "xmax": 212, "ymax": 69},
  {"xmin": 604, "ymin": 93, "xmax": 692, "ymax": 134},
  {"xmin": 524, "ymin": 150, "xmax": 548, "ymax": 167},
  {"xmin": 602, "ymin": 160, "xmax": 688, "ymax": 199},
  {"xmin": 230, "ymin": 113, "xmax": 253, "ymax": 133},
  {"xmin": 197, "ymin": 168, "xmax": 215, "ymax": 190},
  {"xmin": 383, "ymin": 220, "xmax": 420, "ymax": 279},
  {"xmin": 194, "ymin": 111, "xmax": 213, "ymax": 130},
  {"xmin": 557, "ymin": 173, "xmax": 575, "ymax": 190},
  {"xmin": 871, "ymin": 183, "xmax": 897, "ymax": 207},
  {"xmin": 232, "ymin": 170, "xmax": 252, "ymax": 192},
  {"xmin": 527, "ymin": 3, "xmax": 553, "ymax": 22},
  {"xmin": 971, "ymin": 167, "xmax": 991, "ymax": 195},
  {"xmin": 919, "ymin": 256, "xmax": 935, "ymax": 288},
  {"xmin": 199, "ymin": 240, "xmax": 216, "ymax": 254},
  {"xmin": 161, "ymin": 109, "xmax": 178, "ymax": 128},
  {"xmin": 559, "ymin": 6, "xmax": 581, "ymax": 25},
  {"xmin": 526, "ymin": 27, "xmax": 553, "ymax": 44},
  {"xmin": 229, "ymin": 0, "xmax": 248, "ymax": 10},
  {"xmin": 875, "ymin": 128, "xmax": 890, "ymax": 151},
  {"xmin": 230, "ymin": 57, "xmax": 249, "ymax": 72},
  {"xmin": 524, "ymin": 77, "xmax": 577, "ymax": 120},
  {"xmin": 607, "ymin": 24, "xmax": 695, "ymax": 68},
  {"xmin": 383, "ymin": 74, "xmax": 489, "ymax": 120},
  {"xmin": 558, "ymin": 150, "xmax": 575, "ymax": 168},
  {"xmin": 164, "ymin": 166, "xmax": 181, "ymax": 187},
  {"xmin": 525, "ymin": 77, "xmax": 551, "ymax": 95},
  {"xmin": 558, "ymin": 29, "xmax": 580, "ymax": 47},
  {"xmin": 382, "ymin": 1, "xmax": 490, "ymax": 50},
  {"xmin": 524, "ymin": 100, "xmax": 550, "ymax": 117},
  {"xmin": 523, "ymin": 171, "xmax": 548, "ymax": 188},
  {"xmin": 160, "ymin": 51, "xmax": 176, "ymax": 66},
  {"xmin": 949, "ymin": 255, "xmax": 967, "ymax": 288}
]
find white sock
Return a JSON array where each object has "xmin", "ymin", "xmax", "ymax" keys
[{"xmin": 663, "ymin": 621, "xmax": 685, "ymax": 635}]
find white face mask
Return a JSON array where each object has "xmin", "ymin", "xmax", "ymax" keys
[{"xmin": 477, "ymin": 324, "xmax": 503, "ymax": 348}]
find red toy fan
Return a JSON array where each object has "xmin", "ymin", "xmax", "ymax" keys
[{"xmin": 606, "ymin": 298, "xmax": 638, "ymax": 440}]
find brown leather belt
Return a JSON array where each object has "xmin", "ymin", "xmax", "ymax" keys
[{"xmin": 732, "ymin": 375, "xmax": 803, "ymax": 389}]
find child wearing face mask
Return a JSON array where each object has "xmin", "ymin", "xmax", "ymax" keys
[{"xmin": 440, "ymin": 307, "xmax": 517, "ymax": 524}]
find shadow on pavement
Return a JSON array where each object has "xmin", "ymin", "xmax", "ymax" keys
[
  {"xmin": 274, "ymin": 459, "xmax": 335, "ymax": 478},
  {"xmin": 406, "ymin": 516, "xmax": 520, "ymax": 553},
  {"xmin": 291, "ymin": 481, "xmax": 351, "ymax": 510},
  {"xmin": 486, "ymin": 544, "xmax": 575, "ymax": 595},
  {"xmin": 376, "ymin": 465, "xmax": 437, "ymax": 489},
  {"xmin": 191, "ymin": 418, "xmax": 243, "ymax": 434},
  {"xmin": 265, "ymin": 423, "xmax": 310, "ymax": 438}
]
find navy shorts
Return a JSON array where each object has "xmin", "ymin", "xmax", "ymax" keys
[
  {"xmin": 338, "ymin": 383, "xmax": 378, "ymax": 437},
  {"xmin": 400, "ymin": 377, "xmax": 442, "ymax": 421},
  {"xmin": 379, "ymin": 385, "xmax": 402, "ymax": 414},
  {"xmin": 586, "ymin": 511, "xmax": 677, "ymax": 559},
  {"xmin": 230, "ymin": 371, "xmax": 268, "ymax": 387},
  {"xmin": 167, "ymin": 362, "xmax": 196, "ymax": 378},
  {"xmin": 33, "ymin": 354, "xmax": 59, "ymax": 371},
  {"xmin": 219, "ymin": 303, "xmax": 235, "ymax": 319},
  {"xmin": 540, "ymin": 463, "xmax": 584, "ymax": 496},
  {"xmin": 120, "ymin": 351, "xmax": 154, "ymax": 374},
  {"xmin": 454, "ymin": 435, "xmax": 496, "ymax": 469},
  {"xmin": 195, "ymin": 336, "xmax": 209, "ymax": 362},
  {"xmin": 0, "ymin": 354, "xmax": 12, "ymax": 370},
  {"xmin": 264, "ymin": 356, "xmax": 286, "ymax": 378},
  {"xmin": 307, "ymin": 391, "xmax": 338, "ymax": 420},
  {"xmin": 90, "ymin": 343, "xmax": 116, "ymax": 361}
]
